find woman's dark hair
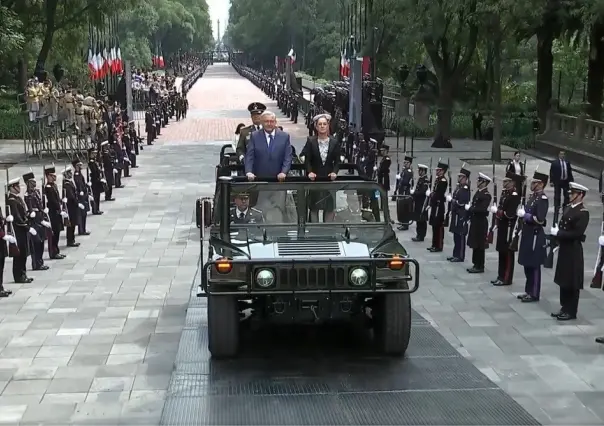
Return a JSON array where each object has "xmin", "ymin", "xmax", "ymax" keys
[
  {"xmin": 235, "ymin": 123, "xmax": 246, "ymax": 134},
  {"xmin": 513, "ymin": 151, "xmax": 520, "ymax": 156}
]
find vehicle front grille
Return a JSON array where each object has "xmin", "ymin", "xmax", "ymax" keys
[
  {"xmin": 278, "ymin": 266, "xmax": 348, "ymax": 290},
  {"xmin": 277, "ymin": 241, "xmax": 341, "ymax": 257}
]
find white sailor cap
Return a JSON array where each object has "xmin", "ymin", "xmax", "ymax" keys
[
  {"xmin": 569, "ymin": 182, "xmax": 588, "ymax": 192},
  {"xmin": 63, "ymin": 166, "xmax": 72, "ymax": 174},
  {"xmin": 478, "ymin": 172, "xmax": 492, "ymax": 182},
  {"xmin": 417, "ymin": 164, "xmax": 428, "ymax": 169},
  {"xmin": 100, "ymin": 141, "xmax": 109, "ymax": 146},
  {"xmin": 369, "ymin": 138, "xmax": 377, "ymax": 143},
  {"xmin": 313, "ymin": 113, "xmax": 331, "ymax": 122},
  {"xmin": 8, "ymin": 177, "xmax": 20, "ymax": 186}
]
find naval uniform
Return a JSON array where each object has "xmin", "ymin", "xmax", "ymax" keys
[
  {"xmin": 495, "ymin": 188, "xmax": 521, "ymax": 285},
  {"xmin": 466, "ymin": 187, "xmax": 492, "ymax": 271},
  {"xmin": 428, "ymin": 176, "xmax": 448, "ymax": 251},
  {"xmin": 230, "ymin": 207, "xmax": 264, "ymax": 224},
  {"xmin": 396, "ymin": 166, "xmax": 414, "ymax": 230},
  {"xmin": 518, "ymin": 191, "xmax": 549, "ymax": 301},
  {"xmin": 412, "ymin": 175, "xmax": 429, "ymax": 241},
  {"xmin": 6, "ymin": 193, "xmax": 31, "ymax": 282},
  {"xmin": 553, "ymin": 203, "xmax": 589, "ymax": 318},
  {"xmin": 448, "ymin": 183, "xmax": 470, "ymax": 261}
]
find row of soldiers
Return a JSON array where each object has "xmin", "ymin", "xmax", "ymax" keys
[{"xmin": 393, "ymin": 157, "xmax": 590, "ymax": 321}]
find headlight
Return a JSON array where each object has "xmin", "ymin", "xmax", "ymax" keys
[
  {"xmin": 349, "ymin": 268, "xmax": 368, "ymax": 286},
  {"xmin": 256, "ymin": 269, "xmax": 275, "ymax": 288}
]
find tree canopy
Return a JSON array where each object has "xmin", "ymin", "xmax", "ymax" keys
[{"xmin": 0, "ymin": 0, "xmax": 213, "ymax": 90}]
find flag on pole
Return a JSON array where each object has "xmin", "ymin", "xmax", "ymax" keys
[
  {"xmin": 102, "ymin": 41, "xmax": 110, "ymax": 77},
  {"xmin": 116, "ymin": 40, "xmax": 122, "ymax": 73},
  {"xmin": 159, "ymin": 44, "xmax": 164, "ymax": 68},
  {"xmin": 96, "ymin": 38, "xmax": 104, "ymax": 80},
  {"xmin": 287, "ymin": 48, "xmax": 296, "ymax": 64}
]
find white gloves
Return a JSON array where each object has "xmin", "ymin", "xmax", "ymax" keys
[
  {"xmin": 87, "ymin": 181, "xmax": 92, "ymax": 187},
  {"xmin": 43, "ymin": 208, "xmax": 49, "ymax": 214},
  {"xmin": 101, "ymin": 178, "xmax": 106, "ymax": 184},
  {"xmin": 62, "ymin": 198, "xmax": 67, "ymax": 203},
  {"xmin": 60, "ymin": 211, "xmax": 68, "ymax": 219},
  {"xmin": 489, "ymin": 205, "xmax": 498, "ymax": 214},
  {"xmin": 6, "ymin": 215, "xmax": 13, "ymax": 223},
  {"xmin": 353, "ymin": 145, "xmax": 357, "ymax": 149},
  {"xmin": 29, "ymin": 212, "xmax": 36, "ymax": 218},
  {"xmin": 599, "ymin": 236, "xmax": 604, "ymax": 246},
  {"xmin": 516, "ymin": 206, "xmax": 525, "ymax": 217},
  {"xmin": 2, "ymin": 235, "xmax": 16, "ymax": 244},
  {"xmin": 79, "ymin": 191, "xmax": 84, "ymax": 196},
  {"xmin": 396, "ymin": 174, "xmax": 401, "ymax": 180},
  {"xmin": 41, "ymin": 220, "xmax": 51, "ymax": 228},
  {"xmin": 89, "ymin": 195, "xmax": 94, "ymax": 201},
  {"xmin": 78, "ymin": 203, "xmax": 85, "ymax": 210},
  {"xmin": 464, "ymin": 203, "xmax": 471, "ymax": 211},
  {"xmin": 361, "ymin": 157, "xmax": 365, "ymax": 162},
  {"xmin": 373, "ymin": 166, "xmax": 378, "ymax": 171},
  {"xmin": 550, "ymin": 225, "xmax": 559, "ymax": 236},
  {"xmin": 446, "ymin": 194, "xmax": 452, "ymax": 202},
  {"xmin": 340, "ymin": 155, "xmax": 345, "ymax": 162},
  {"xmin": 239, "ymin": 155, "xmax": 244, "ymax": 161},
  {"xmin": 425, "ymin": 189, "xmax": 431, "ymax": 197},
  {"xmin": 113, "ymin": 169, "xmax": 118, "ymax": 174},
  {"xmin": 28, "ymin": 228, "xmax": 37, "ymax": 236},
  {"xmin": 410, "ymin": 189, "xmax": 415, "ymax": 195}
]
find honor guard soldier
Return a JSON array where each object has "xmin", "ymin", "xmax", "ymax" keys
[
  {"xmin": 6, "ymin": 177, "xmax": 35, "ymax": 283},
  {"xmin": 145, "ymin": 106, "xmax": 155, "ymax": 145},
  {"xmin": 549, "ymin": 182, "xmax": 590, "ymax": 320},
  {"xmin": 88, "ymin": 147, "xmax": 104, "ymax": 215},
  {"xmin": 465, "ymin": 172, "xmax": 492, "ymax": 273},
  {"xmin": 412, "ymin": 164, "xmax": 430, "ymax": 242},
  {"xmin": 101, "ymin": 141, "xmax": 115, "ymax": 201},
  {"xmin": 230, "ymin": 192, "xmax": 265, "ymax": 224},
  {"xmin": 23, "ymin": 172, "xmax": 50, "ymax": 271},
  {"xmin": 377, "ymin": 145, "xmax": 391, "ymax": 195},
  {"xmin": 492, "ymin": 172, "xmax": 522, "ymax": 286},
  {"xmin": 43, "ymin": 166, "xmax": 66, "ymax": 260},
  {"xmin": 291, "ymin": 94, "xmax": 299, "ymax": 124},
  {"xmin": 396, "ymin": 155, "xmax": 414, "ymax": 231},
  {"xmin": 516, "ymin": 170, "xmax": 549, "ymax": 302},
  {"xmin": 72, "ymin": 159, "xmax": 90, "ymax": 236},
  {"xmin": 427, "ymin": 161, "xmax": 449, "ymax": 252},
  {"xmin": 62, "ymin": 166, "xmax": 81, "ymax": 247},
  {"xmin": 447, "ymin": 166, "xmax": 471, "ymax": 262},
  {"xmin": 236, "ymin": 102, "xmax": 266, "ymax": 162},
  {"xmin": 0, "ymin": 207, "xmax": 13, "ymax": 296}
]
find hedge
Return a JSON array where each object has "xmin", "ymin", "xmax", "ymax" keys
[{"xmin": 0, "ymin": 95, "xmax": 22, "ymax": 140}]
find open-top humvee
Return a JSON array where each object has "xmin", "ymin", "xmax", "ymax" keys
[{"xmin": 197, "ymin": 163, "xmax": 420, "ymax": 358}]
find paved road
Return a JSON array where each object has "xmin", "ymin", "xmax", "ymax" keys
[{"xmin": 0, "ymin": 64, "xmax": 602, "ymax": 424}]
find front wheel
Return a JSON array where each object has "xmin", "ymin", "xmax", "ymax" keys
[
  {"xmin": 208, "ymin": 294, "xmax": 239, "ymax": 358},
  {"xmin": 373, "ymin": 282, "xmax": 411, "ymax": 356}
]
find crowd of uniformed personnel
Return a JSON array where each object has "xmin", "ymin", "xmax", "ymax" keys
[
  {"xmin": 229, "ymin": 62, "xmax": 596, "ymax": 330},
  {"xmin": 0, "ymin": 60, "xmax": 208, "ymax": 297}
]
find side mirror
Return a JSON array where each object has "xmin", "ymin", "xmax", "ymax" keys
[{"xmin": 196, "ymin": 197, "xmax": 213, "ymax": 229}]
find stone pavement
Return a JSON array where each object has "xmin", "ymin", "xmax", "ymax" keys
[{"xmin": 0, "ymin": 63, "xmax": 601, "ymax": 424}]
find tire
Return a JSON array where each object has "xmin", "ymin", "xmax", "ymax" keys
[
  {"xmin": 374, "ymin": 281, "xmax": 411, "ymax": 356},
  {"xmin": 208, "ymin": 294, "xmax": 239, "ymax": 358}
]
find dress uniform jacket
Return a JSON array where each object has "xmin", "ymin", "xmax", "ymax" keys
[
  {"xmin": 396, "ymin": 167, "xmax": 414, "ymax": 221},
  {"xmin": 377, "ymin": 156, "xmax": 391, "ymax": 192},
  {"xmin": 24, "ymin": 189, "xmax": 46, "ymax": 241},
  {"xmin": 428, "ymin": 176, "xmax": 448, "ymax": 226},
  {"xmin": 412, "ymin": 176, "xmax": 429, "ymax": 221},
  {"xmin": 0, "ymin": 210, "xmax": 7, "ymax": 258},
  {"xmin": 553, "ymin": 203, "xmax": 589, "ymax": 290},
  {"xmin": 6, "ymin": 194, "xmax": 30, "ymax": 256},
  {"xmin": 63, "ymin": 180, "xmax": 79, "ymax": 227},
  {"xmin": 230, "ymin": 207, "xmax": 264, "ymax": 224},
  {"xmin": 44, "ymin": 183, "xmax": 64, "ymax": 232},
  {"xmin": 449, "ymin": 183, "xmax": 470, "ymax": 236},
  {"xmin": 496, "ymin": 189, "xmax": 520, "ymax": 251},
  {"xmin": 467, "ymin": 188, "xmax": 492, "ymax": 250},
  {"xmin": 518, "ymin": 192, "xmax": 549, "ymax": 267}
]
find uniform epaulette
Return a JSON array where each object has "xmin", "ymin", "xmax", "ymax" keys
[
  {"xmin": 512, "ymin": 192, "xmax": 517, "ymax": 195},
  {"xmin": 46, "ymin": 184, "xmax": 51, "ymax": 188},
  {"xmin": 541, "ymin": 194, "xmax": 548, "ymax": 199},
  {"xmin": 463, "ymin": 185, "xmax": 468, "ymax": 189},
  {"xmin": 385, "ymin": 156, "xmax": 390, "ymax": 160},
  {"xmin": 441, "ymin": 178, "xmax": 447, "ymax": 182},
  {"xmin": 581, "ymin": 208, "xmax": 588, "ymax": 212},
  {"xmin": 250, "ymin": 208, "xmax": 262, "ymax": 213}
]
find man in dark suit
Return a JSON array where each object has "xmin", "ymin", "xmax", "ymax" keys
[
  {"xmin": 549, "ymin": 150, "xmax": 573, "ymax": 209},
  {"xmin": 245, "ymin": 111, "xmax": 292, "ymax": 181}
]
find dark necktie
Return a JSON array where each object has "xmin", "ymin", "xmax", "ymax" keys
[
  {"xmin": 268, "ymin": 134, "xmax": 274, "ymax": 150},
  {"xmin": 239, "ymin": 212, "xmax": 245, "ymax": 220}
]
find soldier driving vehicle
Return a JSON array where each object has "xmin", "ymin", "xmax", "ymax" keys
[{"xmin": 196, "ymin": 163, "xmax": 420, "ymax": 358}]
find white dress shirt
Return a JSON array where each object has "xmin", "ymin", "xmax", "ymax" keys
[
  {"xmin": 513, "ymin": 161, "xmax": 521, "ymax": 175},
  {"xmin": 265, "ymin": 130, "xmax": 276, "ymax": 148}
]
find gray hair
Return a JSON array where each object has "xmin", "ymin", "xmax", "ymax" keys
[{"xmin": 260, "ymin": 111, "xmax": 277, "ymax": 120}]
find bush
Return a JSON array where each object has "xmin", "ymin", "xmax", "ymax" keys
[{"xmin": 0, "ymin": 109, "xmax": 23, "ymax": 139}]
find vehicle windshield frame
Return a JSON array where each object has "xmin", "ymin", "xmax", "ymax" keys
[{"xmin": 217, "ymin": 180, "xmax": 390, "ymax": 226}]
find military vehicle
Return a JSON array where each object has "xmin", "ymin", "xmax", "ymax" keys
[{"xmin": 197, "ymin": 163, "xmax": 419, "ymax": 358}]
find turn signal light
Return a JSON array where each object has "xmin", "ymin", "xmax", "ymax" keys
[
  {"xmin": 388, "ymin": 255, "xmax": 404, "ymax": 270},
  {"xmin": 215, "ymin": 258, "xmax": 233, "ymax": 274}
]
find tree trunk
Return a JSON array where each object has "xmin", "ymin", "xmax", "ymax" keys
[
  {"xmin": 35, "ymin": 0, "xmax": 59, "ymax": 74},
  {"xmin": 491, "ymin": 35, "xmax": 502, "ymax": 162},
  {"xmin": 17, "ymin": 57, "xmax": 28, "ymax": 111},
  {"xmin": 431, "ymin": 84, "xmax": 454, "ymax": 148},
  {"xmin": 536, "ymin": 30, "xmax": 554, "ymax": 131},
  {"xmin": 587, "ymin": 20, "xmax": 604, "ymax": 120}
]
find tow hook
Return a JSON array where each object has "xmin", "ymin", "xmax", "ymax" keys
[
  {"xmin": 301, "ymin": 300, "xmax": 320, "ymax": 321},
  {"xmin": 272, "ymin": 298, "xmax": 286, "ymax": 315},
  {"xmin": 340, "ymin": 297, "xmax": 352, "ymax": 313}
]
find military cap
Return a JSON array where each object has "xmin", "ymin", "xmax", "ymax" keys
[
  {"xmin": 436, "ymin": 161, "xmax": 449, "ymax": 171},
  {"xmin": 72, "ymin": 159, "xmax": 82, "ymax": 167},
  {"xmin": 63, "ymin": 166, "xmax": 73, "ymax": 174},
  {"xmin": 381, "ymin": 144, "xmax": 390, "ymax": 151},
  {"xmin": 532, "ymin": 171, "xmax": 549, "ymax": 186},
  {"xmin": 404, "ymin": 156, "xmax": 413, "ymax": 163},
  {"xmin": 234, "ymin": 191, "xmax": 250, "ymax": 198},
  {"xmin": 44, "ymin": 165, "xmax": 55, "ymax": 174},
  {"xmin": 478, "ymin": 172, "xmax": 492, "ymax": 182},
  {"xmin": 8, "ymin": 177, "xmax": 20, "ymax": 186},
  {"xmin": 248, "ymin": 102, "xmax": 266, "ymax": 114},
  {"xmin": 100, "ymin": 141, "xmax": 109, "ymax": 147},
  {"xmin": 88, "ymin": 147, "xmax": 97, "ymax": 154},
  {"xmin": 22, "ymin": 172, "xmax": 35, "ymax": 182},
  {"xmin": 458, "ymin": 167, "xmax": 470, "ymax": 177},
  {"xmin": 313, "ymin": 113, "xmax": 331, "ymax": 122},
  {"xmin": 569, "ymin": 182, "xmax": 588, "ymax": 193},
  {"xmin": 417, "ymin": 164, "xmax": 428, "ymax": 170}
]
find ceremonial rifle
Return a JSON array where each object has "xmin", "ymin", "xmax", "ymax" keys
[
  {"xmin": 4, "ymin": 170, "xmax": 19, "ymax": 257},
  {"xmin": 509, "ymin": 177, "xmax": 528, "ymax": 252},
  {"xmin": 591, "ymin": 170, "xmax": 604, "ymax": 289},
  {"xmin": 544, "ymin": 195, "xmax": 561, "ymax": 269},
  {"xmin": 421, "ymin": 157, "xmax": 435, "ymax": 217},
  {"xmin": 392, "ymin": 122, "xmax": 401, "ymax": 201},
  {"xmin": 487, "ymin": 162, "xmax": 498, "ymax": 244},
  {"xmin": 60, "ymin": 164, "xmax": 71, "ymax": 228},
  {"xmin": 444, "ymin": 158, "xmax": 452, "ymax": 227},
  {"xmin": 40, "ymin": 167, "xmax": 53, "ymax": 241}
]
